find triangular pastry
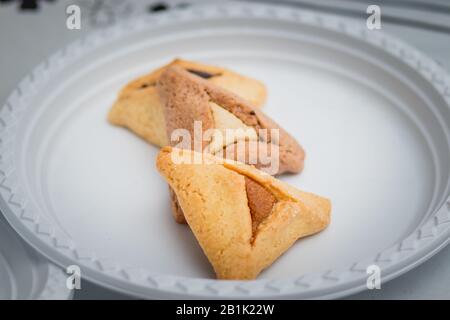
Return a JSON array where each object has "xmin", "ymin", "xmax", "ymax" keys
[
  {"xmin": 108, "ymin": 59, "xmax": 267, "ymax": 147},
  {"xmin": 158, "ymin": 66, "xmax": 305, "ymax": 174},
  {"xmin": 157, "ymin": 66, "xmax": 305, "ymax": 224},
  {"xmin": 156, "ymin": 147, "xmax": 331, "ymax": 280}
]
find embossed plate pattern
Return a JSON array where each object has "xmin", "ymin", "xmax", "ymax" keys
[{"xmin": 0, "ymin": 218, "xmax": 72, "ymax": 300}]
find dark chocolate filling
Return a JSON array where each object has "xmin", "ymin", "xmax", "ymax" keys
[
  {"xmin": 186, "ymin": 69, "xmax": 220, "ymax": 79},
  {"xmin": 139, "ymin": 82, "xmax": 156, "ymax": 89}
]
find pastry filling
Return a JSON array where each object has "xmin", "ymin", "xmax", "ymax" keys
[
  {"xmin": 187, "ymin": 69, "xmax": 220, "ymax": 79},
  {"xmin": 207, "ymin": 102, "xmax": 258, "ymax": 154},
  {"xmin": 138, "ymin": 68, "xmax": 219, "ymax": 90},
  {"xmin": 138, "ymin": 82, "xmax": 156, "ymax": 89},
  {"xmin": 245, "ymin": 177, "xmax": 277, "ymax": 235}
]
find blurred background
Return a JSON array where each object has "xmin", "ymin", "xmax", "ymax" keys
[{"xmin": 0, "ymin": 0, "xmax": 449, "ymax": 299}]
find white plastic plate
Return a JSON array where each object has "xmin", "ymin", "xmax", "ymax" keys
[
  {"xmin": 0, "ymin": 217, "xmax": 72, "ymax": 300},
  {"xmin": 0, "ymin": 3, "xmax": 449, "ymax": 299}
]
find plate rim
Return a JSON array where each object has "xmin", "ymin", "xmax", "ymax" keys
[
  {"xmin": 0, "ymin": 217, "xmax": 72, "ymax": 300},
  {"xmin": 1, "ymin": 2, "xmax": 450, "ymax": 299}
]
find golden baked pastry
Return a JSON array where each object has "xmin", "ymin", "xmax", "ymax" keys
[
  {"xmin": 156, "ymin": 147, "xmax": 331, "ymax": 280},
  {"xmin": 108, "ymin": 59, "xmax": 267, "ymax": 147}
]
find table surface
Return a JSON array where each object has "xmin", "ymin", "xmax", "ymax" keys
[{"xmin": 0, "ymin": 0, "xmax": 449, "ymax": 300}]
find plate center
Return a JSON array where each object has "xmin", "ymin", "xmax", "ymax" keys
[{"xmin": 35, "ymin": 55, "xmax": 434, "ymax": 279}]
